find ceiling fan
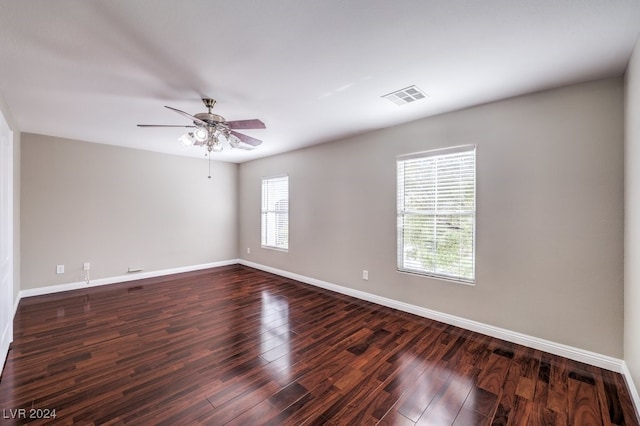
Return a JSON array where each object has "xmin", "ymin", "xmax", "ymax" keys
[{"xmin": 137, "ymin": 98, "xmax": 265, "ymax": 153}]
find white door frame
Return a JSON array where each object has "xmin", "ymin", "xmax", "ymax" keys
[{"xmin": 0, "ymin": 110, "xmax": 14, "ymax": 372}]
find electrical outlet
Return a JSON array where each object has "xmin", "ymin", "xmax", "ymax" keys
[
  {"xmin": 247, "ymin": 247, "xmax": 251, "ymax": 254},
  {"xmin": 362, "ymin": 270, "xmax": 369, "ymax": 280},
  {"xmin": 83, "ymin": 262, "xmax": 90, "ymax": 271},
  {"xmin": 56, "ymin": 264, "xmax": 65, "ymax": 274}
]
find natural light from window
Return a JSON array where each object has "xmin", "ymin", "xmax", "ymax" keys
[
  {"xmin": 397, "ymin": 145, "xmax": 476, "ymax": 283},
  {"xmin": 261, "ymin": 175, "xmax": 289, "ymax": 251}
]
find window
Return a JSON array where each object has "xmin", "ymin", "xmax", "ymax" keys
[
  {"xmin": 261, "ymin": 175, "xmax": 289, "ymax": 250},
  {"xmin": 397, "ymin": 145, "xmax": 476, "ymax": 283}
]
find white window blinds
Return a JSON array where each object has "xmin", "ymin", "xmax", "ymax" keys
[
  {"xmin": 261, "ymin": 175, "xmax": 289, "ymax": 250},
  {"xmin": 397, "ymin": 145, "xmax": 476, "ymax": 283}
]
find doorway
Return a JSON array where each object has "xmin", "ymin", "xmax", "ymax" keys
[{"xmin": 0, "ymin": 110, "xmax": 13, "ymax": 371}]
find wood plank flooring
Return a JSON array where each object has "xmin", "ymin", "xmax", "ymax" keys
[{"xmin": 0, "ymin": 265, "xmax": 637, "ymax": 425}]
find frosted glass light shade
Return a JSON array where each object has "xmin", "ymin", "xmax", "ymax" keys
[
  {"xmin": 179, "ymin": 133, "xmax": 194, "ymax": 147},
  {"xmin": 193, "ymin": 128, "xmax": 208, "ymax": 142}
]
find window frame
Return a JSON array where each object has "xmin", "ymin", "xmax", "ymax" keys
[
  {"xmin": 261, "ymin": 174, "xmax": 289, "ymax": 251},
  {"xmin": 396, "ymin": 145, "xmax": 476, "ymax": 284}
]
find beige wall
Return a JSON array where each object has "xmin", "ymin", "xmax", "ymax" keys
[
  {"xmin": 239, "ymin": 78, "xmax": 624, "ymax": 357},
  {"xmin": 9, "ymin": 75, "xmax": 631, "ymax": 366},
  {"xmin": 625, "ymin": 36, "xmax": 640, "ymax": 399},
  {"xmin": 21, "ymin": 134, "xmax": 238, "ymax": 289}
]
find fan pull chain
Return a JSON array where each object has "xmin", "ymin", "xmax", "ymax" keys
[{"xmin": 208, "ymin": 153, "xmax": 212, "ymax": 179}]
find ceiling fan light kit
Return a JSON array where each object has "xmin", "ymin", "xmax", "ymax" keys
[
  {"xmin": 192, "ymin": 127, "xmax": 208, "ymax": 142},
  {"xmin": 179, "ymin": 133, "xmax": 195, "ymax": 147}
]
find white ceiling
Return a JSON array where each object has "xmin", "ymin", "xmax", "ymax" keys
[{"xmin": 1, "ymin": 1, "xmax": 639, "ymax": 163}]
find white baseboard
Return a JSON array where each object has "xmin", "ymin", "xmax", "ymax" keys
[
  {"xmin": 239, "ymin": 259, "xmax": 625, "ymax": 373},
  {"xmin": 622, "ymin": 361, "xmax": 640, "ymax": 421},
  {"xmin": 0, "ymin": 321, "xmax": 10, "ymax": 375},
  {"xmin": 17, "ymin": 259, "xmax": 240, "ymax": 301}
]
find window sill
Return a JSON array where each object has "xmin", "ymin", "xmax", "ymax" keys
[
  {"xmin": 396, "ymin": 269, "xmax": 475, "ymax": 286},
  {"xmin": 261, "ymin": 245, "xmax": 288, "ymax": 253}
]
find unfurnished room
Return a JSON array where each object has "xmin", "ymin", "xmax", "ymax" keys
[{"xmin": 1, "ymin": 1, "xmax": 640, "ymax": 425}]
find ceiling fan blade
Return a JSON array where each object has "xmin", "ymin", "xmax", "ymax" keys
[
  {"xmin": 236, "ymin": 145, "xmax": 255, "ymax": 150},
  {"xmin": 164, "ymin": 105, "xmax": 208, "ymax": 126},
  {"xmin": 230, "ymin": 130, "xmax": 262, "ymax": 147},
  {"xmin": 137, "ymin": 124, "xmax": 196, "ymax": 128},
  {"xmin": 227, "ymin": 119, "xmax": 266, "ymax": 130}
]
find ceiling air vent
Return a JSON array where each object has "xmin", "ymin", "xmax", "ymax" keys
[{"xmin": 382, "ymin": 85, "xmax": 428, "ymax": 106}]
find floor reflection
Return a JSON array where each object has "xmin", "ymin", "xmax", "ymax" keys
[
  {"xmin": 417, "ymin": 365, "xmax": 474, "ymax": 424},
  {"xmin": 260, "ymin": 290, "xmax": 291, "ymax": 379},
  {"xmin": 397, "ymin": 359, "xmax": 477, "ymax": 424}
]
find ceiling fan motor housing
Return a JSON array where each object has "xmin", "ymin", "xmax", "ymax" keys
[{"xmin": 194, "ymin": 112, "xmax": 225, "ymax": 126}]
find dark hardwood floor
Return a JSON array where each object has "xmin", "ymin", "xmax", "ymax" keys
[{"xmin": 0, "ymin": 265, "xmax": 637, "ymax": 425}]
